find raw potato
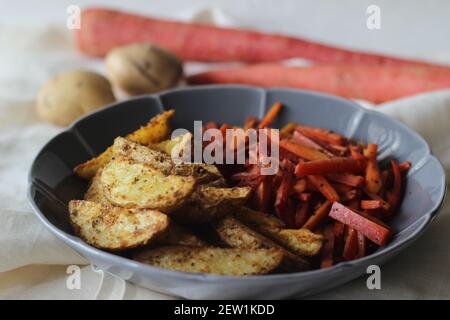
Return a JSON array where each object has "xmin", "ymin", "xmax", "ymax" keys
[
  {"xmin": 101, "ymin": 158, "xmax": 196, "ymax": 212},
  {"xmin": 68, "ymin": 200, "xmax": 168, "ymax": 250},
  {"xmin": 235, "ymin": 207, "xmax": 323, "ymax": 256},
  {"xmin": 134, "ymin": 246, "xmax": 283, "ymax": 276},
  {"xmin": 212, "ymin": 216, "xmax": 309, "ymax": 272},
  {"xmin": 36, "ymin": 70, "xmax": 115, "ymax": 126},
  {"xmin": 106, "ymin": 43, "xmax": 183, "ymax": 95},
  {"xmin": 171, "ymin": 186, "xmax": 251, "ymax": 224},
  {"xmin": 74, "ymin": 110, "xmax": 174, "ymax": 179}
]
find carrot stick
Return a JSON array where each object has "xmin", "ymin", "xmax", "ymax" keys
[
  {"xmin": 259, "ymin": 103, "xmax": 282, "ymax": 128},
  {"xmin": 244, "ymin": 116, "xmax": 258, "ymax": 130},
  {"xmin": 333, "ymin": 222, "xmax": 345, "ymax": 261},
  {"xmin": 357, "ymin": 232, "xmax": 367, "ymax": 258},
  {"xmin": 386, "ymin": 160, "xmax": 403, "ymax": 219},
  {"xmin": 296, "ymin": 193, "xmax": 312, "ymax": 202},
  {"xmin": 361, "ymin": 200, "xmax": 383, "ymax": 210},
  {"xmin": 303, "ymin": 200, "xmax": 332, "ymax": 230},
  {"xmin": 321, "ymin": 224, "xmax": 335, "ymax": 269},
  {"xmin": 293, "ymin": 179, "xmax": 307, "ymax": 193},
  {"xmin": 295, "ymin": 158, "xmax": 365, "ymax": 176},
  {"xmin": 365, "ymin": 144, "xmax": 383, "ymax": 194},
  {"xmin": 327, "ymin": 173, "xmax": 365, "ymax": 187},
  {"xmin": 329, "ymin": 202, "xmax": 392, "ymax": 246},
  {"xmin": 295, "ymin": 202, "xmax": 310, "ymax": 228},
  {"xmin": 295, "ymin": 126, "xmax": 347, "ymax": 146},
  {"xmin": 399, "ymin": 161, "xmax": 411, "ymax": 172},
  {"xmin": 343, "ymin": 227, "xmax": 358, "ymax": 261},
  {"xmin": 77, "ymin": 8, "xmax": 446, "ymax": 67},
  {"xmin": 307, "ymin": 175, "xmax": 340, "ymax": 203},
  {"xmin": 188, "ymin": 64, "xmax": 450, "ymax": 103},
  {"xmin": 253, "ymin": 179, "xmax": 271, "ymax": 213},
  {"xmin": 349, "ymin": 145, "xmax": 366, "ymax": 161},
  {"xmin": 362, "ymin": 188, "xmax": 391, "ymax": 212},
  {"xmin": 280, "ymin": 123, "xmax": 298, "ymax": 137},
  {"xmin": 279, "ymin": 139, "xmax": 330, "ymax": 161},
  {"xmin": 292, "ymin": 131, "xmax": 335, "ymax": 157}
]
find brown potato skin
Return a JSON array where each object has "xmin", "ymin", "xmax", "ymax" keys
[
  {"xmin": 36, "ymin": 70, "xmax": 115, "ymax": 126},
  {"xmin": 134, "ymin": 246, "xmax": 284, "ymax": 276},
  {"xmin": 106, "ymin": 43, "xmax": 183, "ymax": 95},
  {"xmin": 212, "ymin": 216, "xmax": 310, "ymax": 272},
  {"xmin": 69, "ymin": 200, "xmax": 169, "ymax": 250}
]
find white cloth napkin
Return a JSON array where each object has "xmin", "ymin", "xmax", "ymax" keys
[{"xmin": 1, "ymin": 8, "xmax": 450, "ymax": 300}]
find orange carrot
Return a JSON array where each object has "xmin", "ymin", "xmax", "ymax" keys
[
  {"xmin": 307, "ymin": 175, "xmax": 340, "ymax": 203},
  {"xmin": 303, "ymin": 201, "xmax": 332, "ymax": 230},
  {"xmin": 253, "ymin": 179, "xmax": 271, "ymax": 212},
  {"xmin": 362, "ymin": 188, "xmax": 391, "ymax": 212},
  {"xmin": 329, "ymin": 202, "xmax": 392, "ymax": 246},
  {"xmin": 296, "ymin": 193, "xmax": 312, "ymax": 202},
  {"xmin": 361, "ymin": 200, "xmax": 383, "ymax": 210},
  {"xmin": 295, "ymin": 158, "xmax": 365, "ymax": 176},
  {"xmin": 295, "ymin": 202, "xmax": 310, "ymax": 228},
  {"xmin": 321, "ymin": 224, "xmax": 335, "ymax": 269},
  {"xmin": 188, "ymin": 64, "xmax": 450, "ymax": 103},
  {"xmin": 77, "ymin": 8, "xmax": 445, "ymax": 67},
  {"xmin": 386, "ymin": 160, "xmax": 403, "ymax": 219},
  {"xmin": 280, "ymin": 123, "xmax": 297, "ymax": 137},
  {"xmin": 343, "ymin": 227, "xmax": 358, "ymax": 261},
  {"xmin": 244, "ymin": 116, "xmax": 258, "ymax": 130},
  {"xmin": 259, "ymin": 103, "xmax": 282, "ymax": 128},
  {"xmin": 365, "ymin": 144, "xmax": 383, "ymax": 194},
  {"xmin": 293, "ymin": 179, "xmax": 307, "ymax": 193},
  {"xmin": 399, "ymin": 161, "xmax": 411, "ymax": 172},
  {"xmin": 292, "ymin": 131, "xmax": 335, "ymax": 157},
  {"xmin": 327, "ymin": 173, "xmax": 365, "ymax": 187},
  {"xmin": 279, "ymin": 139, "xmax": 330, "ymax": 161},
  {"xmin": 357, "ymin": 232, "xmax": 367, "ymax": 258},
  {"xmin": 296, "ymin": 126, "xmax": 347, "ymax": 146}
]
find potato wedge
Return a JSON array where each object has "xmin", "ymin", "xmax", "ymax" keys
[
  {"xmin": 171, "ymin": 186, "xmax": 251, "ymax": 224},
  {"xmin": 270, "ymin": 229, "xmax": 323, "ymax": 257},
  {"xmin": 235, "ymin": 207, "xmax": 286, "ymax": 230},
  {"xmin": 212, "ymin": 216, "xmax": 309, "ymax": 272},
  {"xmin": 84, "ymin": 169, "xmax": 109, "ymax": 204},
  {"xmin": 134, "ymin": 246, "xmax": 283, "ymax": 276},
  {"xmin": 157, "ymin": 223, "xmax": 207, "ymax": 247},
  {"xmin": 235, "ymin": 207, "xmax": 323, "ymax": 256},
  {"xmin": 68, "ymin": 200, "xmax": 168, "ymax": 250},
  {"xmin": 112, "ymin": 137, "xmax": 221, "ymax": 184},
  {"xmin": 74, "ymin": 110, "xmax": 174, "ymax": 179},
  {"xmin": 101, "ymin": 158, "xmax": 196, "ymax": 212}
]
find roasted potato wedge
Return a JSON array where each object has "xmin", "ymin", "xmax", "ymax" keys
[
  {"xmin": 113, "ymin": 137, "xmax": 221, "ymax": 184},
  {"xmin": 235, "ymin": 207, "xmax": 323, "ymax": 256},
  {"xmin": 74, "ymin": 110, "xmax": 174, "ymax": 179},
  {"xmin": 68, "ymin": 200, "xmax": 169, "ymax": 250},
  {"xmin": 134, "ymin": 246, "xmax": 283, "ymax": 276},
  {"xmin": 171, "ymin": 186, "xmax": 251, "ymax": 224},
  {"xmin": 212, "ymin": 216, "xmax": 309, "ymax": 272},
  {"xmin": 157, "ymin": 223, "xmax": 207, "ymax": 247},
  {"xmin": 101, "ymin": 158, "xmax": 196, "ymax": 212},
  {"xmin": 269, "ymin": 229, "xmax": 323, "ymax": 257},
  {"xmin": 84, "ymin": 169, "xmax": 109, "ymax": 204},
  {"xmin": 235, "ymin": 207, "xmax": 286, "ymax": 230}
]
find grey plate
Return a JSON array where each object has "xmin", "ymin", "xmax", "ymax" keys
[{"xmin": 27, "ymin": 85, "xmax": 446, "ymax": 299}]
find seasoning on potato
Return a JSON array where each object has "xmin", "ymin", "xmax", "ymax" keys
[
  {"xmin": 105, "ymin": 43, "xmax": 183, "ymax": 95},
  {"xmin": 36, "ymin": 70, "xmax": 115, "ymax": 126}
]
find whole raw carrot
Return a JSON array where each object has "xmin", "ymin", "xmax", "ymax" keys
[
  {"xmin": 77, "ymin": 8, "xmax": 446, "ymax": 67},
  {"xmin": 188, "ymin": 64, "xmax": 450, "ymax": 103}
]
